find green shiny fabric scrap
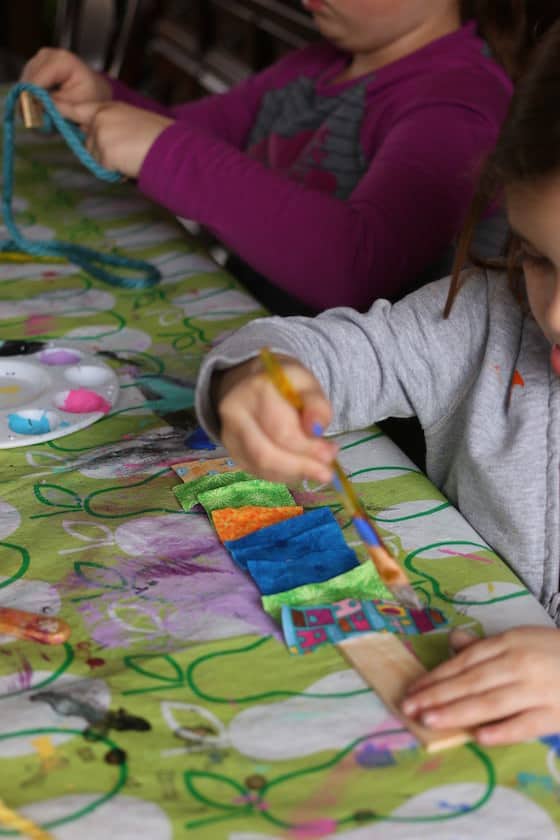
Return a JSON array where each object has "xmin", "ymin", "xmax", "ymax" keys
[
  {"xmin": 261, "ymin": 559, "xmax": 392, "ymax": 621},
  {"xmin": 173, "ymin": 471, "xmax": 253, "ymax": 511},
  {"xmin": 199, "ymin": 479, "xmax": 295, "ymax": 513}
]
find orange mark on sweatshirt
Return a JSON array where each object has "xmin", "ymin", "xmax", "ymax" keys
[
  {"xmin": 511, "ymin": 370, "xmax": 525, "ymax": 389},
  {"xmin": 508, "ymin": 369, "xmax": 525, "ymax": 406}
]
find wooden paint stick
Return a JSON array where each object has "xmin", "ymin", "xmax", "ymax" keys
[
  {"xmin": 337, "ymin": 632, "xmax": 471, "ymax": 753},
  {"xmin": 19, "ymin": 91, "xmax": 43, "ymax": 128}
]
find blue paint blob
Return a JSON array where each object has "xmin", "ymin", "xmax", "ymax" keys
[
  {"xmin": 8, "ymin": 411, "xmax": 52, "ymax": 435},
  {"xmin": 185, "ymin": 426, "xmax": 217, "ymax": 451},
  {"xmin": 541, "ymin": 734, "xmax": 560, "ymax": 756}
]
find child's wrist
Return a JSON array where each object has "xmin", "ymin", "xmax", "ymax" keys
[{"xmin": 211, "ymin": 356, "xmax": 265, "ymax": 410}]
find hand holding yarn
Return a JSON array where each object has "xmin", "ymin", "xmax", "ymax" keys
[
  {"xmin": 1, "ymin": 83, "xmax": 161, "ymax": 288},
  {"xmin": 54, "ymin": 100, "xmax": 174, "ymax": 178},
  {"xmin": 21, "ymin": 47, "xmax": 111, "ymax": 106}
]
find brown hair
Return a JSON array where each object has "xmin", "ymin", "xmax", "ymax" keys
[
  {"xmin": 462, "ymin": 0, "xmax": 560, "ymax": 79},
  {"xmin": 445, "ymin": 16, "xmax": 560, "ymax": 318}
]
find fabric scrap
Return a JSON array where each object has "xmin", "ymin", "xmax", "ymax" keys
[
  {"xmin": 172, "ymin": 456, "xmax": 239, "ymax": 483},
  {"xmin": 211, "ymin": 505, "xmax": 304, "ymax": 542},
  {"xmin": 224, "ymin": 507, "xmax": 343, "ymax": 571},
  {"xmin": 224, "ymin": 507, "xmax": 358, "ymax": 596},
  {"xmin": 247, "ymin": 548, "xmax": 357, "ymax": 596},
  {"xmin": 199, "ymin": 479, "xmax": 295, "ymax": 514},
  {"xmin": 261, "ymin": 560, "xmax": 392, "ymax": 621},
  {"xmin": 174, "ymin": 471, "xmax": 253, "ymax": 512},
  {"xmin": 282, "ymin": 598, "xmax": 448, "ymax": 655}
]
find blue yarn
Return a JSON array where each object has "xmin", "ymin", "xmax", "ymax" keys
[{"xmin": 1, "ymin": 83, "xmax": 160, "ymax": 289}]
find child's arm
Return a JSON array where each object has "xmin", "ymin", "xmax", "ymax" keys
[
  {"xmin": 136, "ymin": 95, "xmax": 503, "ymax": 310},
  {"xmin": 196, "ymin": 271, "xmax": 490, "ymax": 469}
]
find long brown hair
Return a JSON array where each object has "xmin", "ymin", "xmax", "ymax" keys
[
  {"xmin": 445, "ymin": 17, "xmax": 560, "ymax": 318},
  {"xmin": 462, "ymin": 0, "xmax": 560, "ymax": 79}
]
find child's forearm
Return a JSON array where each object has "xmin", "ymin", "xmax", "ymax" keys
[
  {"xmin": 138, "ymin": 123, "xmax": 393, "ymax": 310},
  {"xmin": 139, "ymin": 101, "xmax": 496, "ymax": 311}
]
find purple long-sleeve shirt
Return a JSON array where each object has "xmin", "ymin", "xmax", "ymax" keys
[{"xmin": 110, "ymin": 22, "xmax": 512, "ymax": 311}]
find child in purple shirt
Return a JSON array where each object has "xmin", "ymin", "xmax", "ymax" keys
[{"xmin": 23, "ymin": 1, "xmax": 527, "ymax": 312}]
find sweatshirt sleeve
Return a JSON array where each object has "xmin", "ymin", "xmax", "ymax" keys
[
  {"xmin": 195, "ymin": 272, "xmax": 491, "ymax": 440},
  {"xmin": 138, "ymin": 94, "xmax": 504, "ymax": 311}
]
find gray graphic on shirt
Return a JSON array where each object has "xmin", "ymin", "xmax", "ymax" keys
[{"xmin": 247, "ymin": 76, "xmax": 369, "ymax": 199}]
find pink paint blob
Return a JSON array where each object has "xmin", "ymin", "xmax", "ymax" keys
[
  {"xmin": 289, "ymin": 820, "xmax": 339, "ymax": 839},
  {"xmin": 61, "ymin": 389, "xmax": 111, "ymax": 414},
  {"xmin": 24, "ymin": 314, "xmax": 55, "ymax": 336}
]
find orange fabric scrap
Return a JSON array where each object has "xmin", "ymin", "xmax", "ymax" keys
[{"xmin": 212, "ymin": 505, "xmax": 304, "ymax": 542}]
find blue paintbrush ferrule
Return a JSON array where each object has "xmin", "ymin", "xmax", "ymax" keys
[{"xmin": 353, "ymin": 516, "xmax": 382, "ymax": 548}]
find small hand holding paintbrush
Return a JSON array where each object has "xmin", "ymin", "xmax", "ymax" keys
[{"xmin": 259, "ymin": 348, "xmax": 422, "ymax": 610}]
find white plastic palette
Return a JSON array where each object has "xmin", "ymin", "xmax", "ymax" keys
[{"xmin": 0, "ymin": 345, "xmax": 119, "ymax": 448}]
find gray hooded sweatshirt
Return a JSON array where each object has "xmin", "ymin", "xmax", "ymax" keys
[{"xmin": 196, "ymin": 270, "xmax": 560, "ymax": 625}]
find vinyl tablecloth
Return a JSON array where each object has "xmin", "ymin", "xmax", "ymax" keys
[{"xmin": 0, "ymin": 101, "xmax": 559, "ymax": 840}]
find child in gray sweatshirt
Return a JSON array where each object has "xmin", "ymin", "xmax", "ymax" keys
[{"xmin": 195, "ymin": 23, "xmax": 560, "ymax": 746}]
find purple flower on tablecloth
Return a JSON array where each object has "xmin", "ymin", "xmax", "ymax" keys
[
  {"xmin": 59, "ymin": 513, "xmax": 278, "ymax": 649},
  {"xmin": 354, "ymin": 717, "xmax": 418, "ymax": 759}
]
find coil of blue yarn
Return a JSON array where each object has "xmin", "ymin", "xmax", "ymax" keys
[{"xmin": 1, "ymin": 83, "xmax": 161, "ymax": 289}]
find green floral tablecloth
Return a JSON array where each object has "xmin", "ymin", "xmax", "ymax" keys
[{"xmin": 0, "ymin": 108, "xmax": 559, "ymax": 840}]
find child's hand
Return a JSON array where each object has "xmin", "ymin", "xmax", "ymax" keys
[
  {"xmin": 401, "ymin": 626, "xmax": 560, "ymax": 745},
  {"xmin": 214, "ymin": 356, "xmax": 337, "ymax": 484},
  {"xmin": 51, "ymin": 101, "xmax": 173, "ymax": 178},
  {"xmin": 21, "ymin": 48, "xmax": 111, "ymax": 104}
]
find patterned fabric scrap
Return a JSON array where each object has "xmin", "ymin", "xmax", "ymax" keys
[
  {"xmin": 282, "ymin": 598, "xmax": 448, "ymax": 655},
  {"xmin": 172, "ymin": 456, "xmax": 239, "ymax": 483},
  {"xmin": 211, "ymin": 505, "xmax": 304, "ymax": 542},
  {"xmin": 225, "ymin": 507, "xmax": 359, "ymax": 596},
  {"xmin": 262, "ymin": 559, "xmax": 392, "ymax": 621},
  {"xmin": 199, "ymin": 479, "xmax": 295, "ymax": 514},
  {"xmin": 173, "ymin": 471, "xmax": 253, "ymax": 512}
]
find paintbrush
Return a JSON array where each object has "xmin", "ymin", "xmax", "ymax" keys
[{"xmin": 259, "ymin": 347, "xmax": 422, "ymax": 610}]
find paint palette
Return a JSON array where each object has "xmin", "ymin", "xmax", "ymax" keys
[{"xmin": 0, "ymin": 345, "xmax": 119, "ymax": 448}]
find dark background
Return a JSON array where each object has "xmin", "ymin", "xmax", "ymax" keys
[{"xmin": 0, "ymin": 1, "xmax": 316, "ymax": 101}]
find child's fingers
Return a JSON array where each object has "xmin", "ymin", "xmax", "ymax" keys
[
  {"xmin": 448, "ymin": 627, "xmax": 479, "ymax": 653},
  {"xmin": 221, "ymin": 411, "xmax": 334, "ymax": 484},
  {"xmin": 257, "ymin": 389, "xmax": 336, "ymax": 463},
  {"xmin": 21, "ymin": 48, "xmax": 74, "ymax": 91},
  {"xmin": 219, "ymin": 372, "xmax": 335, "ymax": 461},
  {"xmin": 476, "ymin": 708, "xmax": 555, "ymax": 746},
  {"xmin": 300, "ymin": 389, "xmax": 333, "ymax": 438},
  {"xmin": 404, "ymin": 634, "xmax": 507, "ymax": 696},
  {"xmin": 401, "ymin": 654, "xmax": 513, "ymax": 717},
  {"xmin": 419, "ymin": 683, "xmax": 526, "ymax": 731}
]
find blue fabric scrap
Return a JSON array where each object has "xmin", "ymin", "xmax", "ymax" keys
[{"xmin": 225, "ymin": 507, "xmax": 359, "ymax": 595}]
